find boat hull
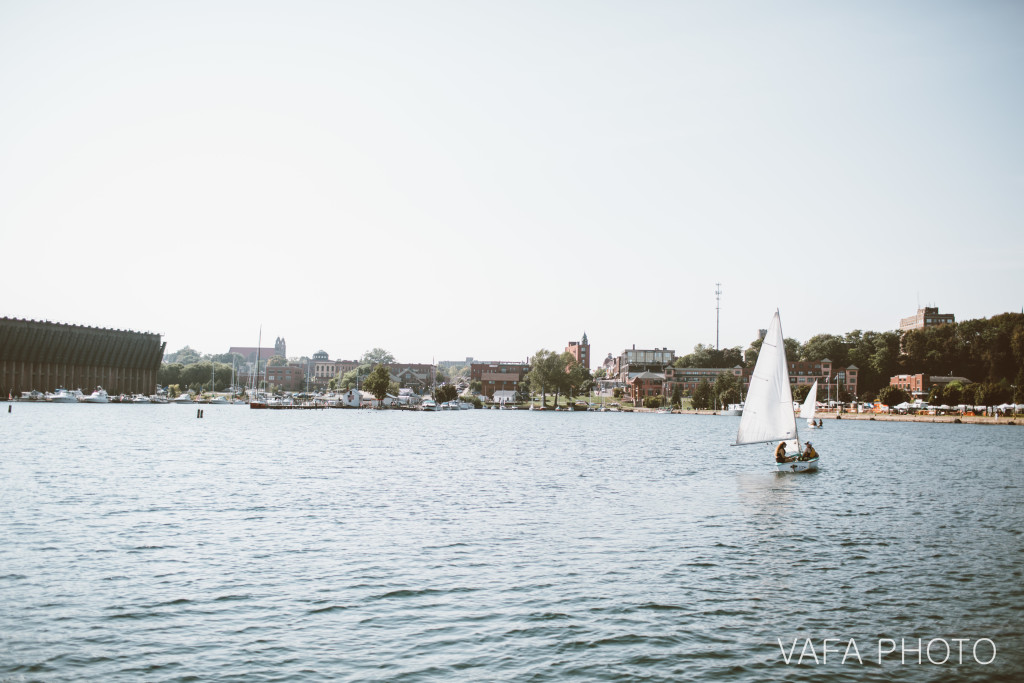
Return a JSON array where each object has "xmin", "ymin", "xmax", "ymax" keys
[{"xmin": 776, "ymin": 458, "xmax": 819, "ymax": 473}]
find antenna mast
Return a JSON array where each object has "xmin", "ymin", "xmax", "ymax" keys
[{"xmin": 715, "ymin": 282, "xmax": 722, "ymax": 350}]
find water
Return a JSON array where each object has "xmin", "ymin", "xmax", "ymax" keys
[{"xmin": 2, "ymin": 405, "xmax": 1022, "ymax": 682}]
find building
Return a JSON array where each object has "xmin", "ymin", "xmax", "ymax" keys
[
  {"xmin": 566, "ymin": 333, "xmax": 590, "ymax": 371},
  {"xmin": 229, "ymin": 336, "xmax": 286, "ymax": 363},
  {"xmin": 308, "ymin": 353, "xmax": 361, "ymax": 387},
  {"xmin": 627, "ymin": 371, "xmax": 664, "ymax": 403},
  {"xmin": 388, "ymin": 363, "xmax": 435, "ymax": 392},
  {"xmin": 889, "ymin": 373, "xmax": 972, "ymax": 399},
  {"xmin": 438, "ymin": 358, "xmax": 474, "ymax": 369},
  {"xmin": 470, "ymin": 361, "xmax": 530, "ymax": 398},
  {"xmin": 664, "ymin": 366, "xmax": 742, "ymax": 397},
  {"xmin": 612, "ymin": 346, "xmax": 675, "ymax": 382},
  {"xmin": 900, "ymin": 307, "xmax": 955, "ymax": 332},
  {"xmin": 664, "ymin": 359, "xmax": 860, "ymax": 399},
  {"xmin": 265, "ymin": 363, "xmax": 305, "ymax": 392},
  {"xmin": 739, "ymin": 359, "xmax": 859, "ymax": 400},
  {"xmin": 0, "ymin": 317, "xmax": 164, "ymax": 396}
]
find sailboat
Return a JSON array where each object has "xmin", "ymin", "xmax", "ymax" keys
[
  {"xmin": 801, "ymin": 380, "xmax": 819, "ymax": 428},
  {"xmin": 735, "ymin": 311, "xmax": 819, "ymax": 472},
  {"xmin": 249, "ymin": 327, "xmax": 268, "ymax": 409}
]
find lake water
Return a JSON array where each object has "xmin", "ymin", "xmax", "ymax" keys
[{"xmin": 2, "ymin": 405, "xmax": 1022, "ymax": 682}]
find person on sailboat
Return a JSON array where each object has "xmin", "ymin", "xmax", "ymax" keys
[
  {"xmin": 774, "ymin": 441, "xmax": 794, "ymax": 463},
  {"xmin": 800, "ymin": 442, "xmax": 818, "ymax": 461}
]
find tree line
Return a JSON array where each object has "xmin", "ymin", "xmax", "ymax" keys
[{"xmin": 674, "ymin": 313, "xmax": 1024, "ymax": 403}]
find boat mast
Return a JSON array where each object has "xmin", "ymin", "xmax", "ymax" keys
[{"xmin": 715, "ymin": 282, "xmax": 721, "ymax": 351}]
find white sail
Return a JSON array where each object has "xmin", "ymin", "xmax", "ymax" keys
[
  {"xmin": 735, "ymin": 311, "xmax": 799, "ymax": 446},
  {"xmin": 800, "ymin": 380, "xmax": 818, "ymax": 420}
]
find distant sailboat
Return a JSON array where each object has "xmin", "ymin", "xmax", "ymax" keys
[
  {"xmin": 735, "ymin": 311, "xmax": 819, "ymax": 472},
  {"xmin": 249, "ymin": 327, "xmax": 268, "ymax": 409},
  {"xmin": 801, "ymin": 380, "xmax": 819, "ymax": 428}
]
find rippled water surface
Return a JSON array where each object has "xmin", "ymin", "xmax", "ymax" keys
[{"xmin": 2, "ymin": 405, "xmax": 1023, "ymax": 681}]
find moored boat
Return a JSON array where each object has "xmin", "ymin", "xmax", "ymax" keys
[
  {"xmin": 48, "ymin": 388, "xmax": 82, "ymax": 403},
  {"xmin": 79, "ymin": 387, "xmax": 110, "ymax": 404}
]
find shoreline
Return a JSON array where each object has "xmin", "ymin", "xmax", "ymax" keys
[{"xmin": 669, "ymin": 409, "xmax": 1020, "ymax": 425}]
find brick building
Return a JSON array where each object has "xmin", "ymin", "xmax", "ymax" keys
[
  {"xmin": 890, "ymin": 373, "xmax": 972, "ymax": 399},
  {"xmin": 627, "ymin": 371, "xmax": 664, "ymax": 403},
  {"xmin": 566, "ymin": 333, "xmax": 590, "ymax": 371},
  {"xmin": 229, "ymin": 336, "xmax": 286, "ymax": 363},
  {"xmin": 471, "ymin": 361, "xmax": 530, "ymax": 398},
  {"xmin": 265, "ymin": 364, "xmax": 305, "ymax": 392}
]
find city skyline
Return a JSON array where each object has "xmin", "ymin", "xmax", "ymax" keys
[{"xmin": 3, "ymin": 2, "xmax": 1022, "ymax": 364}]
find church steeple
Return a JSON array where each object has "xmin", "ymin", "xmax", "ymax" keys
[{"xmin": 582, "ymin": 331, "xmax": 588, "ymax": 345}]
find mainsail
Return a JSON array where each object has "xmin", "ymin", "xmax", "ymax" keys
[
  {"xmin": 735, "ymin": 311, "xmax": 799, "ymax": 446},
  {"xmin": 800, "ymin": 380, "xmax": 818, "ymax": 420}
]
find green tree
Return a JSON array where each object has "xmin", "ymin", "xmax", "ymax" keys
[
  {"xmin": 435, "ymin": 383, "xmax": 458, "ymax": 404},
  {"xmin": 158, "ymin": 363, "xmax": 183, "ymax": 387},
  {"xmin": 266, "ymin": 355, "xmax": 287, "ymax": 368},
  {"xmin": 526, "ymin": 350, "xmax": 559, "ymax": 405},
  {"xmin": 671, "ymin": 385, "xmax": 682, "ymax": 409},
  {"xmin": 692, "ymin": 378, "xmax": 713, "ymax": 410},
  {"xmin": 743, "ymin": 338, "xmax": 801, "ymax": 368},
  {"xmin": 339, "ymin": 363, "xmax": 373, "ymax": 390},
  {"xmin": 801, "ymin": 334, "xmax": 848, "ymax": 366},
  {"xmin": 469, "ymin": 379, "xmax": 483, "ymax": 394},
  {"xmin": 565, "ymin": 360, "xmax": 591, "ymax": 399},
  {"xmin": 713, "ymin": 371, "xmax": 740, "ymax": 408},
  {"xmin": 361, "ymin": 348, "xmax": 395, "ymax": 366},
  {"xmin": 211, "ymin": 352, "xmax": 246, "ymax": 366},
  {"xmin": 362, "ymin": 365, "xmax": 392, "ymax": 405},
  {"xmin": 877, "ymin": 385, "xmax": 910, "ymax": 407},
  {"xmin": 675, "ymin": 344, "xmax": 744, "ymax": 369},
  {"xmin": 643, "ymin": 395, "xmax": 664, "ymax": 408},
  {"xmin": 165, "ymin": 346, "xmax": 202, "ymax": 365}
]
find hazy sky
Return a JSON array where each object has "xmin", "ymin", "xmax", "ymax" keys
[{"xmin": 2, "ymin": 1, "xmax": 1021, "ymax": 364}]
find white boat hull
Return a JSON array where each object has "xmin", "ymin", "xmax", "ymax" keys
[{"xmin": 776, "ymin": 458, "xmax": 819, "ymax": 473}]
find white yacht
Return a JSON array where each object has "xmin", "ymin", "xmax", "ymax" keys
[
  {"xmin": 48, "ymin": 388, "xmax": 82, "ymax": 403},
  {"xmin": 79, "ymin": 387, "xmax": 110, "ymax": 404},
  {"xmin": 171, "ymin": 393, "xmax": 194, "ymax": 404}
]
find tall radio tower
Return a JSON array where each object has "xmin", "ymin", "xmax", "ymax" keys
[{"xmin": 715, "ymin": 282, "xmax": 722, "ymax": 350}]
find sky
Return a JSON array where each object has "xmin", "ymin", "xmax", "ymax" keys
[{"xmin": 2, "ymin": 1, "xmax": 1022, "ymax": 365}]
